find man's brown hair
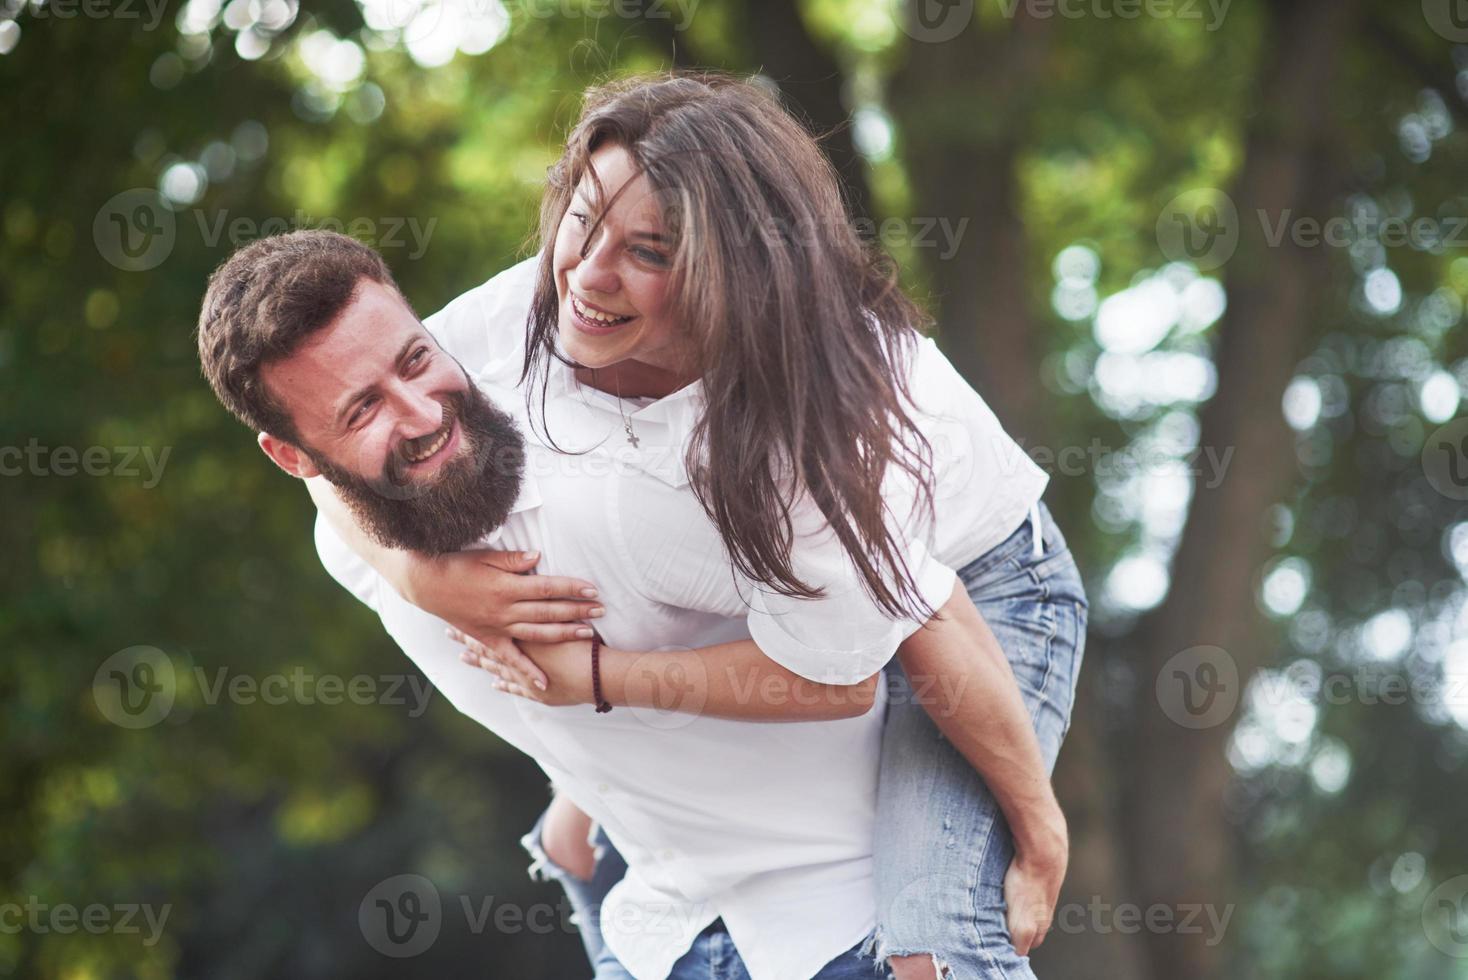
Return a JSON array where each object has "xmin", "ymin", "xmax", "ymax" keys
[{"xmin": 196, "ymin": 230, "xmax": 400, "ymax": 442}]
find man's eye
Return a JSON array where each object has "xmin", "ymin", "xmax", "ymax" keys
[
  {"xmin": 406, "ymin": 346, "xmax": 430, "ymax": 369},
  {"xmin": 350, "ymin": 397, "xmax": 377, "ymax": 426}
]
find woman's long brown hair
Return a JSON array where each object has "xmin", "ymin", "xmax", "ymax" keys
[{"xmin": 525, "ymin": 72, "xmax": 939, "ymax": 620}]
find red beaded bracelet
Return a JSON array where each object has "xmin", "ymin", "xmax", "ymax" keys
[{"xmin": 590, "ymin": 631, "xmax": 612, "ymax": 713}]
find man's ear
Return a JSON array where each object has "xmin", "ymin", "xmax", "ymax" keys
[{"xmin": 258, "ymin": 431, "xmax": 322, "ymax": 479}]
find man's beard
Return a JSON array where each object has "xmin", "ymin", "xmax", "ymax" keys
[{"xmin": 306, "ymin": 383, "xmax": 526, "ymax": 555}]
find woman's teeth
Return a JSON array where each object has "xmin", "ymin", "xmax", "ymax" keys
[
  {"xmin": 572, "ymin": 294, "xmax": 634, "ymax": 325},
  {"xmin": 403, "ymin": 421, "xmax": 452, "ymax": 463}
]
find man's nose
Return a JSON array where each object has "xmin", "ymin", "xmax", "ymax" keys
[{"xmin": 393, "ymin": 382, "xmax": 443, "ymax": 437}]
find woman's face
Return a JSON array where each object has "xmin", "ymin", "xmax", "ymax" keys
[{"xmin": 552, "ymin": 143, "xmax": 691, "ymax": 375}]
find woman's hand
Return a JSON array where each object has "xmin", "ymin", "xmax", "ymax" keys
[
  {"xmin": 309, "ymin": 479, "xmax": 603, "ymax": 652},
  {"xmin": 450, "ymin": 627, "xmax": 594, "ymax": 708},
  {"xmin": 1003, "ymin": 813, "xmax": 1069, "ymax": 956},
  {"xmin": 401, "ymin": 548, "xmax": 604, "ymax": 659}
]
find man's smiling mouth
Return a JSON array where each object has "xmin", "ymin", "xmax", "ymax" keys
[{"xmin": 401, "ymin": 414, "xmax": 456, "ymax": 464}]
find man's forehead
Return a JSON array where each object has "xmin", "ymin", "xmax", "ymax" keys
[{"xmin": 260, "ymin": 286, "xmax": 428, "ymax": 426}]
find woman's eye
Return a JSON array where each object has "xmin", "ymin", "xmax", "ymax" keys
[
  {"xmin": 570, "ymin": 210, "xmax": 588, "ymax": 227},
  {"xmin": 632, "ymin": 246, "xmax": 667, "ymax": 266}
]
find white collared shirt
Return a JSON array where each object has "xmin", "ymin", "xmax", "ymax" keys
[
  {"xmin": 427, "ymin": 256, "xmax": 1050, "ymax": 685},
  {"xmin": 316, "ymin": 385, "xmax": 887, "ymax": 980},
  {"xmin": 314, "ymin": 255, "xmax": 1048, "ymax": 979}
]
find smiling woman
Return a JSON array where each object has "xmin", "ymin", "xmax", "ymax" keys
[
  {"xmin": 551, "ymin": 144, "xmax": 686, "ymax": 375},
  {"xmin": 526, "ymin": 74, "xmax": 941, "ymax": 619}
]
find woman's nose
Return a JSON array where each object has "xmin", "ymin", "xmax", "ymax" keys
[{"xmin": 574, "ymin": 237, "xmax": 620, "ymax": 295}]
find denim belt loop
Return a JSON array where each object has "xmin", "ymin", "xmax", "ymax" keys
[{"xmin": 1030, "ymin": 502, "xmax": 1044, "ymax": 559}]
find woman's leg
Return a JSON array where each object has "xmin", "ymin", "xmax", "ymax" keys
[
  {"xmin": 874, "ymin": 502, "xmax": 1088, "ymax": 979},
  {"xmin": 522, "ymin": 791, "xmax": 629, "ymax": 971}
]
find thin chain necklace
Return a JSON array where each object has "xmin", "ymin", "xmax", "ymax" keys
[{"xmin": 613, "ymin": 371, "xmax": 640, "ymax": 448}]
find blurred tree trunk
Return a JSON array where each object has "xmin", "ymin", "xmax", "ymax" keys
[
  {"xmin": 636, "ymin": 0, "xmax": 872, "ymax": 218},
  {"xmin": 887, "ymin": 7, "xmax": 1153, "ymax": 977},
  {"xmin": 888, "ymin": 4, "xmax": 1054, "ymax": 444},
  {"xmin": 743, "ymin": 0, "xmax": 874, "ymax": 221},
  {"xmin": 1118, "ymin": 1, "xmax": 1363, "ymax": 977}
]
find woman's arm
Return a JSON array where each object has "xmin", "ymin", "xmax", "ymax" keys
[
  {"xmin": 307, "ymin": 476, "xmax": 605, "ymax": 687},
  {"xmin": 452, "ymin": 627, "xmax": 878, "ymax": 722},
  {"xmin": 897, "ymin": 580, "xmax": 1067, "ymax": 954},
  {"xmin": 462, "ymin": 578, "xmax": 1066, "ymax": 949}
]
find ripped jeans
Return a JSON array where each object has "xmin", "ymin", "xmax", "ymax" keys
[{"xmin": 526, "ymin": 501, "xmax": 1088, "ymax": 979}]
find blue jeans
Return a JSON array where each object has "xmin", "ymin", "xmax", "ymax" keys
[
  {"xmin": 591, "ymin": 924, "xmax": 875, "ymax": 980},
  {"xmin": 870, "ymin": 501, "xmax": 1087, "ymax": 978},
  {"xmin": 528, "ymin": 501, "xmax": 1087, "ymax": 979}
]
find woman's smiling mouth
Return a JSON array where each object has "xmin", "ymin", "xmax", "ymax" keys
[{"xmin": 569, "ymin": 293, "xmax": 638, "ymax": 334}]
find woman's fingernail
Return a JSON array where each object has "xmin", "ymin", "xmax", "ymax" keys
[
  {"xmin": 580, "ymin": 587, "xmax": 599, "ymax": 598},
  {"xmin": 523, "ymin": 551, "xmax": 540, "ymax": 562},
  {"xmin": 534, "ymin": 679, "xmax": 547, "ymax": 691},
  {"xmin": 576, "ymin": 627, "xmax": 594, "ymax": 639},
  {"xmin": 590, "ymin": 606, "xmax": 605, "ymax": 618}
]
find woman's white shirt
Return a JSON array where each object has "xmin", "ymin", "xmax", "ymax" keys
[{"xmin": 427, "ymin": 256, "xmax": 1049, "ymax": 686}]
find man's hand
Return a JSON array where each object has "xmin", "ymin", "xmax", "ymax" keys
[{"xmin": 402, "ymin": 548, "xmax": 603, "ymax": 652}]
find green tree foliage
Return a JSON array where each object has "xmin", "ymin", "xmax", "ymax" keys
[{"xmin": 3, "ymin": 1, "xmax": 1466, "ymax": 977}]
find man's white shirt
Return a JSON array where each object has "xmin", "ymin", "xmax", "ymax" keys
[{"xmin": 313, "ymin": 256, "xmax": 1049, "ymax": 979}]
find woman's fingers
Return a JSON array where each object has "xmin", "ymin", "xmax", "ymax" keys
[
  {"xmin": 503, "ymin": 573, "xmax": 600, "ymax": 602},
  {"xmin": 505, "ymin": 621, "xmax": 596, "ymax": 643},
  {"xmin": 496, "ymin": 638, "xmax": 549, "ymax": 691},
  {"xmin": 450, "ymin": 628, "xmax": 546, "ymax": 696},
  {"xmin": 512, "ymin": 599, "xmax": 605, "ymax": 624}
]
